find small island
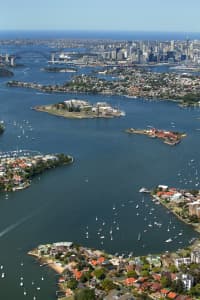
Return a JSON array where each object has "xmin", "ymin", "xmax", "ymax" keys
[
  {"xmin": 125, "ymin": 128, "xmax": 186, "ymax": 145},
  {"xmin": 148, "ymin": 185, "xmax": 200, "ymax": 233},
  {"xmin": 42, "ymin": 67, "xmax": 77, "ymax": 73},
  {"xmin": 34, "ymin": 99, "xmax": 125, "ymax": 119},
  {"xmin": 0, "ymin": 152, "xmax": 73, "ymax": 192},
  {"xmin": 29, "ymin": 239, "xmax": 200, "ymax": 300}
]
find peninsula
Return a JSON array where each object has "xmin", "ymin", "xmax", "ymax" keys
[
  {"xmin": 29, "ymin": 240, "xmax": 200, "ymax": 300},
  {"xmin": 34, "ymin": 99, "xmax": 125, "ymax": 119},
  {"xmin": 125, "ymin": 128, "xmax": 186, "ymax": 145},
  {"xmin": 6, "ymin": 69, "xmax": 200, "ymax": 106},
  {"xmin": 0, "ymin": 152, "xmax": 73, "ymax": 192},
  {"xmin": 148, "ymin": 185, "xmax": 200, "ymax": 233}
]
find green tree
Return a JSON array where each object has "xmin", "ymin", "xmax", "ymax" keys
[
  {"xmin": 74, "ymin": 288, "xmax": 96, "ymax": 300},
  {"xmin": 140, "ymin": 270, "xmax": 149, "ymax": 277},
  {"xmin": 67, "ymin": 279, "xmax": 78, "ymax": 290},
  {"xmin": 101, "ymin": 278, "xmax": 116, "ymax": 292},
  {"xmin": 152, "ymin": 266, "xmax": 161, "ymax": 273},
  {"xmin": 169, "ymin": 265, "xmax": 178, "ymax": 273},
  {"xmin": 80, "ymin": 271, "xmax": 92, "ymax": 283},
  {"xmin": 160, "ymin": 276, "xmax": 172, "ymax": 288},
  {"xmin": 93, "ymin": 268, "xmax": 106, "ymax": 280},
  {"xmin": 127, "ymin": 270, "xmax": 138, "ymax": 278},
  {"xmin": 171, "ymin": 279, "xmax": 184, "ymax": 293},
  {"xmin": 189, "ymin": 283, "xmax": 200, "ymax": 296}
]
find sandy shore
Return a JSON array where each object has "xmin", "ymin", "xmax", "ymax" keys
[{"xmin": 28, "ymin": 250, "xmax": 65, "ymax": 274}]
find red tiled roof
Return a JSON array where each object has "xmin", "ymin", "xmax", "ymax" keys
[
  {"xmin": 161, "ymin": 288, "xmax": 170, "ymax": 295},
  {"xmin": 168, "ymin": 292, "xmax": 177, "ymax": 299},
  {"xmin": 90, "ymin": 260, "xmax": 98, "ymax": 266},
  {"xmin": 124, "ymin": 277, "xmax": 137, "ymax": 286},
  {"xmin": 73, "ymin": 269, "xmax": 82, "ymax": 280},
  {"xmin": 97, "ymin": 256, "xmax": 105, "ymax": 264}
]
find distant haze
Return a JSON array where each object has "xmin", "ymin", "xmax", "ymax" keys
[{"xmin": 1, "ymin": 0, "xmax": 200, "ymax": 32}]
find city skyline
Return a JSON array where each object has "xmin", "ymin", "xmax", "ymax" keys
[{"xmin": 1, "ymin": 0, "xmax": 200, "ymax": 32}]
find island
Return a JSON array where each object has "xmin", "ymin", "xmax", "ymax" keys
[
  {"xmin": 34, "ymin": 99, "xmax": 125, "ymax": 119},
  {"xmin": 125, "ymin": 128, "xmax": 186, "ymax": 146},
  {"xmin": 42, "ymin": 67, "xmax": 77, "ymax": 73},
  {"xmin": 29, "ymin": 239, "xmax": 200, "ymax": 300},
  {"xmin": 0, "ymin": 152, "xmax": 73, "ymax": 192},
  {"xmin": 146, "ymin": 185, "xmax": 200, "ymax": 233}
]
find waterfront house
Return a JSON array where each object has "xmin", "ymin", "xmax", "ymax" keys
[
  {"xmin": 174, "ymin": 257, "xmax": 191, "ymax": 268},
  {"xmin": 176, "ymin": 273, "xmax": 194, "ymax": 290},
  {"xmin": 191, "ymin": 249, "xmax": 200, "ymax": 263},
  {"xmin": 146, "ymin": 255, "xmax": 161, "ymax": 267}
]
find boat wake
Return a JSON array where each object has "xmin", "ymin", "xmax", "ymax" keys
[{"xmin": 0, "ymin": 214, "xmax": 34, "ymax": 238}]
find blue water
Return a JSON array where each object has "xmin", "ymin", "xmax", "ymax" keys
[{"xmin": 0, "ymin": 40, "xmax": 200, "ymax": 299}]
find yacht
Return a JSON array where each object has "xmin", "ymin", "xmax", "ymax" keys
[{"xmin": 165, "ymin": 238, "xmax": 172, "ymax": 243}]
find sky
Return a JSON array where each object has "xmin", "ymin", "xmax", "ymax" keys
[{"xmin": 1, "ymin": 0, "xmax": 200, "ymax": 32}]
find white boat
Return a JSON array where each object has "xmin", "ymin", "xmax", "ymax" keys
[
  {"xmin": 139, "ymin": 187, "xmax": 150, "ymax": 193},
  {"xmin": 165, "ymin": 238, "xmax": 172, "ymax": 243},
  {"xmin": 138, "ymin": 233, "xmax": 141, "ymax": 241}
]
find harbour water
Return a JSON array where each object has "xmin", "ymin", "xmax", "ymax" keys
[{"xmin": 1, "ymin": 39, "xmax": 200, "ymax": 299}]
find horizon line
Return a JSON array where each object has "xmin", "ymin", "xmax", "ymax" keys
[{"xmin": 0, "ymin": 29, "xmax": 200, "ymax": 34}]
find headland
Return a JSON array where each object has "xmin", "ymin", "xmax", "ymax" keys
[
  {"xmin": 0, "ymin": 152, "xmax": 73, "ymax": 192},
  {"xmin": 29, "ymin": 239, "xmax": 200, "ymax": 300}
]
